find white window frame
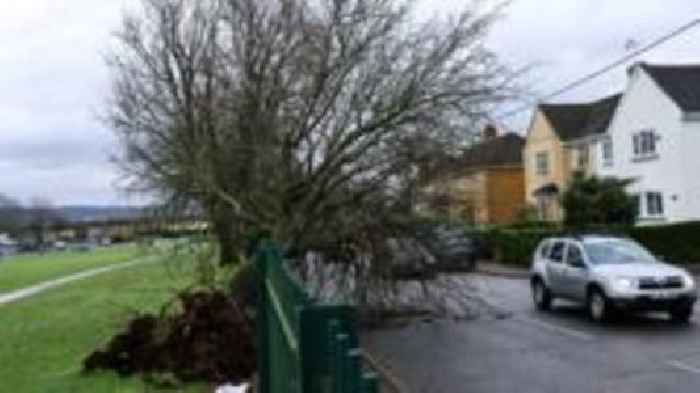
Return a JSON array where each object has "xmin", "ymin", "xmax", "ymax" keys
[
  {"xmin": 536, "ymin": 152, "xmax": 549, "ymax": 176},
  {"xmin": 646, "ymin": 192, "xmax": 664, "ymax": 217},
  {"xmin": 632, "ymin": 129, "xmax": 658, "ymax": 161},
  {"xmin": 602, "ymin": 140, "xmax": 613, "ymax": 167},
  {"xmin": 575, "ymin": 145, "xmax": 589, "ymax": 169}
]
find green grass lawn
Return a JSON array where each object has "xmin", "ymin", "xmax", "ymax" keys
[
  {"xmin": 0, "ymin": 245, "xmax": 143, "ymax": 293},
  {"xmin": 0, "ymin": 254, "xmax": 210, "ymax": 393}
]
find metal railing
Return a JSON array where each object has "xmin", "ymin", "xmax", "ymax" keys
[{"xmin": 256, "ymin": 243, "xmax": 379, "ymax": 393}]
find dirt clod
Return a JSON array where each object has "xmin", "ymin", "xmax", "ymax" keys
[{"xmin": 84, "ymin": 290, "xmax": 256, "ymax": 385}]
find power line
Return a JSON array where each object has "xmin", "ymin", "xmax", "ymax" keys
[{"xmin": 496, "ymin": 18, "xmax": 700, "ymax": 120}]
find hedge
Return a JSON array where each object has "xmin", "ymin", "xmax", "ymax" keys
[
  {"xmin": 629, "ymin": 222, "xmax": 700, "ymax": 264},
  {"xmin": 483, "ymin": 222, "xmax": 700, "ymax": 266},
  {"xmin": 485, "ymin": 229, "xmax": 559, "ymax": 267}
]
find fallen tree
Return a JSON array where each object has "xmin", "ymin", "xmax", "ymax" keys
[{"xmin": 106, "ymin": 0, "xmax": 522, "ymax": 268}]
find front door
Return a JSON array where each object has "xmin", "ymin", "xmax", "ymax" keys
[
  {"xmin": 545, "ymin": 241, "xmax": 567, "ymax": 294},
  {"xmin": 562, "ymin": 242, "xmax": 589, "ymax": 300}
]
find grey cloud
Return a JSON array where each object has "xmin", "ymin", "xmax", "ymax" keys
[{"xmin": 2, "ymin": 0, "xmax": 700, "ymax": 204}]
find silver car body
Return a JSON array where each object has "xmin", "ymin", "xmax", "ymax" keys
[{"xmin": 530, "ymin": 236, "xmax": 697, "ymax": 304}]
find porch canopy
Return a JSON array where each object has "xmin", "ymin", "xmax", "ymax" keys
[{"xmin": 533, "ymin": 183, "xmax": 559, "ymax": 197}]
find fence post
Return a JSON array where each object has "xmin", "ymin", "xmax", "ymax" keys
[
  {"xmin": 327, "ymin": 320, "xmax": 341, "ymax": 393},
  {"xmin": 256, "ymin": 245, "xmax": 270, "ymax": 393},
  {"xmin": 362, "ymin": 373, "xmax": 379, "ymax": 393},
  {"xmin": 255, "ymin": 241, "xmax": 378, "ymax": 393},
  {"xmin": 346, "ymin": 349, "xmax": 362, "ymax": 393}
]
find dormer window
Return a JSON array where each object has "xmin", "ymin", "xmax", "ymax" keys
[{"xmin": 632, "ymin": 129, "xmax": 658, "ymax": 161}]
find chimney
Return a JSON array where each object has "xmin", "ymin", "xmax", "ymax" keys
[{"xmin": 482, "ymin": 125, "xmax": 498, "ymax": 141}]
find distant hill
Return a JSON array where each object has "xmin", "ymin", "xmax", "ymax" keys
[{"xmin": 56, "ymin": 206, "xmax": 151, "ymax": 223}]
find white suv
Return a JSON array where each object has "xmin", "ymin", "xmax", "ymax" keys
[{"xmin": 530, "ymin": 235, "xmax": 697, "ymax": 323}]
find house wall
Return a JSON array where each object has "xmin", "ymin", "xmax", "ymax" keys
[
  {"xmin": 564, "ymin": 140, "xmax": 600, "ymax": 177},
  {"xmin": 602, "ymin": 68, "xmax": 687, "ymax": 224},
  {"xmin": 485, "ymin": 166, "xmax": 526, "ymax": 225},
  {"xmin": 524, "ymin": 111, "xmax": 568, "ymax": 220},
  {"xmin": 416, "ymin": 167, "xmax": 525, "ymax": 226},
  {"xmin": 416, "ymin": 172, "xmax": 487, "ymax": 224},
  {"xmin": 453, "ymin": 171, "xmax": 488, "ymax": 224},
  {"xmin": 679, "ymin": 121, "xmax": 700, "ymax": 220}
]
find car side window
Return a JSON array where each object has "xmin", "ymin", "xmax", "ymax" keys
[
  {"xmin": 549, "ymin": 241, "xmax": 565, "ymax": 263},
  {"xmin": 566, "ymin": 243, "xmax": 584, "ymax": 266}
]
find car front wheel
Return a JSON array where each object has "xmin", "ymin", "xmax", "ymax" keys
[
  {"xmin": 532, "ymin": 279, "xmax": 552, "ymax": 311},
  {"xmin": 587, "ymin": 289, "xmax": 612, "ymax": 322}
]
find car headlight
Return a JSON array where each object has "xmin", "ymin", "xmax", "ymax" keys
[
  {"xmin": 612, "ymin": 277, "xmax": 638, "ymax": 293},
  {"xmin": 683, "ymin": 275, "xmax": 696, "ymax": 289}
]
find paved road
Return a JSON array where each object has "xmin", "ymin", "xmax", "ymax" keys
[
  {"xmin": 0, "ymin": 257, "xmax": 155, "ymax": 305},
  {"xmin": 363, "ymin": 275, "xmax": 700, "ymax": 393}
]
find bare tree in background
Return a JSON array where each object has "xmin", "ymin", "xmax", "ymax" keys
[
  {"xmin": 0, "ymin": 193, "xmax": 24, "ymax": 235},
  {"xmin": 107, "ymin": 0, "xmax": 521, "ymax": 267}
]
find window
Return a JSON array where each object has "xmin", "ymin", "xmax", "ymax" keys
[
  {"xmin": 632, "ymin": 129, "xmax": 658, "ymax": 159},
  {"xmin": 646, "ymin": 192, "xmax": 664, "ymax": 217},
  {"xmin": 577, "ymin": 146, "xmax": 589, "ymax": 169},
  {"xmin": 566, "ymin": 244, "xmax": 584, "ymax": 266},
  {"xmin": 536, "ymin": 152, "xmax": 549, "ymax": 176},
  {"xmin": 584, "ymin": 239, "xmax": 657, "ymax": 265},
  {"xmin": 549, "ymin": 242, "xmax": 565, "ymax": 263},
  {"xmin": 602, "ymin": 140, "xmax": 613, "ymax": 166}
]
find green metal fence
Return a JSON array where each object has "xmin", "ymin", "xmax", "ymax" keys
[{"xmin": 256, "ymin": 243, "xmax": 379, "ymax": 393}]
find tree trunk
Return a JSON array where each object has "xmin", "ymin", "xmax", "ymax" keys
[
  {"xmin": 218, "ymin": 234, "xmax": 236, "ymax": 266},
  {"xmin": 213, "ymin": 211, "xmax": 237, "ymax": 266}
]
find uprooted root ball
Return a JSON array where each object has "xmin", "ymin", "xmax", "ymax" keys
[{"xmin": 84, "ymin": 290, "xmax": 256, "ymax": 385}]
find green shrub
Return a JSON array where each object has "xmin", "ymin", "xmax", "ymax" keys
[
  {"xmin": 485, "ymin": 229, "xmax": 560, "ymax": 267},
  {"xmin": 629, "ymin": 222, "xmax": 700, "ymax": 264},
  {"xmin": 562, "ymin": 172, "xmax": 636, "ymax": 229},
  {"xmin": 481, "ymin": 222, "xmax": 700, "ymax": 267},
  {"xmin": 505, "ymin": 220, "xmax": 560, "ymax": 231}
]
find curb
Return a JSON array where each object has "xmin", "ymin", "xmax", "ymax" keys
[{"xmin": 361, "ymin": 349, "xmax": 411, "ymax": 393}]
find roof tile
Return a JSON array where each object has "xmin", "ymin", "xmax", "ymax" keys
[
  {"xmin": 641, "ymin": 63, "xmax": 700, "ymax": 112},
  {"xmin": 539, "ymin": 94, "xmax": 621, "ymax": 141}
]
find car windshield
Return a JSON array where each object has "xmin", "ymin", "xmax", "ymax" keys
[{"xmin": 583, "ymin": 239, "xmax": 658, "ymax": 265}]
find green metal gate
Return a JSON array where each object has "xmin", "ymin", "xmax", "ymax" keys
[{"xmin": 256, "ymin": 243, "xmax": 379, "ymax": 393}]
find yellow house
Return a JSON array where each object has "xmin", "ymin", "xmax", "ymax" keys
[
  {"xmin": 418, "ymin": 128, "xmax": 526, "ymax": 225},
  {"xmin": 524, "ymin": 94, "xmax": 621, "ymax": 221}
]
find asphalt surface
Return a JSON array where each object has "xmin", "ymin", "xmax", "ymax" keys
[{"xmin": 363, "ymin": 275, "xmax": 700, "ymax": 393}]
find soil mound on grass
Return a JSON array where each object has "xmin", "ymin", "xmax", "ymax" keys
[{"xmin": 84, "ymin": 290, "xmax": 256, "ymax": 385}]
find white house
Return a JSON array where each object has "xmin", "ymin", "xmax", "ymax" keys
[{"xmin": 600, "ymin": 63, "xmax": 700, "ymax": 224}]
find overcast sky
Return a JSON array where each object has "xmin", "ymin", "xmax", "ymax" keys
[{"xmin": 2, "ymin": 1, "xmax": 700, "ymax": 206}]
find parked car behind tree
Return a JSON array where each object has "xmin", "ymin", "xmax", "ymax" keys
[{"xmin": 417, "ymin": 225, "xmax": 478, "ymax": 272}]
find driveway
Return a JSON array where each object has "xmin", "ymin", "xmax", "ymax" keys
[{"xmin": 363, "ymin": 275, "xmax": 700, "ymax": 393}]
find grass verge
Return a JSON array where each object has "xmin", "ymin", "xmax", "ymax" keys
[
  {"xmin": 0, "ymin": 253, "xmax": 210, "ymax": 393},
  {"xmin": 0, "ymin": 244, "xmax": 142, "ymax": 293}
]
